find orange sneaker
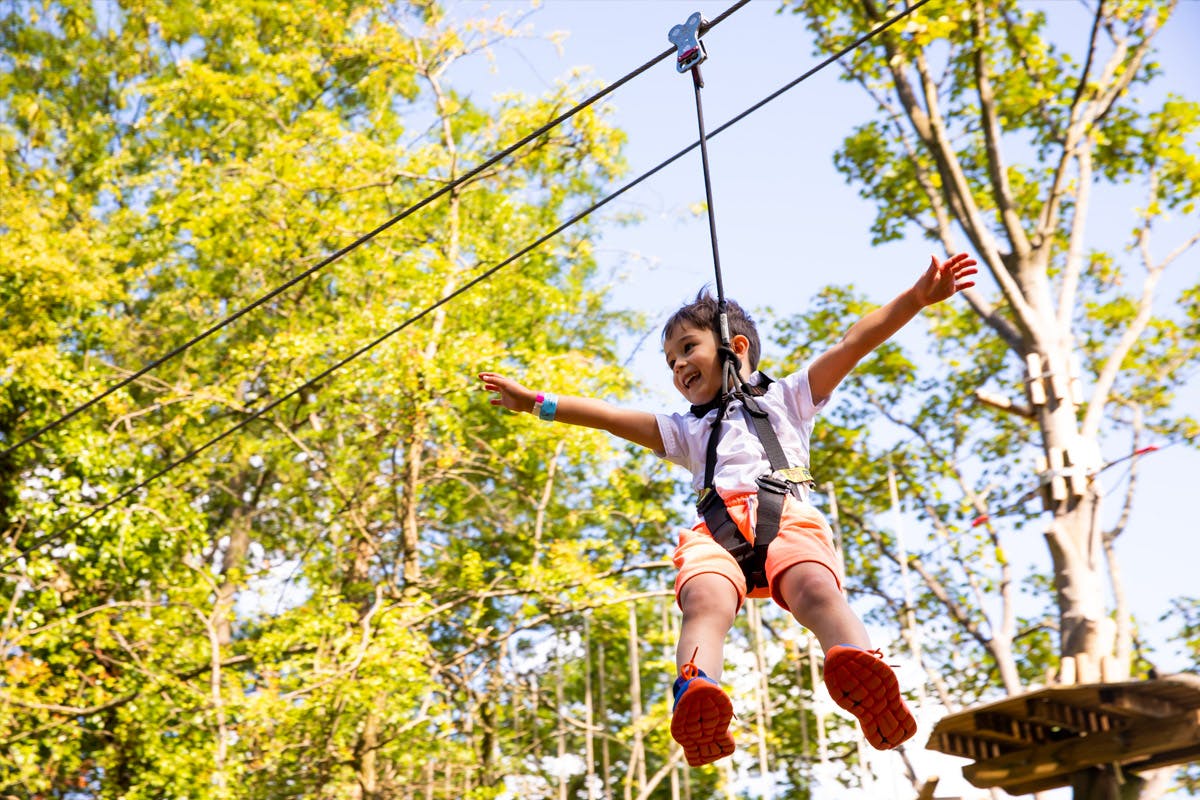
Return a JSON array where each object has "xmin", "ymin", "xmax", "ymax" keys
[
  {"xmin": 670, "ymin": 662, "xmax": 735, "ymax": 767},
  {"xmin": 823, "ymin": 644, "xmax": 917, "ymax": 750}
]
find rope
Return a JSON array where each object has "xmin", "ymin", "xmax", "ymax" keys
[
  {"xmin": 4, "ymin": 0, "xmax": 933, "ymax": 568},
  {"xmin": 0, "ymin": 0, "xmax": 754, "ymax": 461},
  {"xmin": 680, "ymin": 40, "xmax": 742, "ymax": 397},
  {"xmin": 689, "ymin": 66, "xmax": 725, "ymax": 313}
]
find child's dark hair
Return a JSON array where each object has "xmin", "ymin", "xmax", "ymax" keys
[{"xmin": 662, "ymin": 290, "xmax": 761, "ymax": 371}]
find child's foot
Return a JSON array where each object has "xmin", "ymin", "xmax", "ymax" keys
[
  {"xmin": 670, "ymin": 663, "xmax": 735, "ymax": 766},
  {"xmin": 823, "ymin": 644, "xmax": 917, "ymax": 750}
]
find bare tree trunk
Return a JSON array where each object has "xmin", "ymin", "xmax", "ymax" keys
[
  {"xmin": 624, "ymin": 601, "xmax": 646, "ymax": 800},
  {"xmin": 584, "ymin": 615, "xmax": 597, "ymax": 800},
  {"xmin": 357, "ymin": 694, "xmax": 382, "ymax": 800},
  {"xmin": 747, "ymin": 601, "xmax": 772, "ymax": 794},
  {"xmin": 597, "ymin": 641, "xmax": 613, "ymax": 800},
  {"xmin": 808, "ymin": 634, "xmax": 828, "ymax": 767},
  {"xmin": 200, "ymin": 605, "xmax": 229, "ymax": 798},
  {"xmin": 398, "ymin": 59, "xmax": 463, "ymax": 587},
  {"xmin": 556, "ymin": 645, "xmax": 568, "ymax": 800},
  {"xmin": 214, "ymin": 509, "xmax": 251, "ymax": 646}
]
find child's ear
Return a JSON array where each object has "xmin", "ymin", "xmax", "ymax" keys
[{"xmin": 731, "ymin": 334, "xmax": 751, "ymax": 357}]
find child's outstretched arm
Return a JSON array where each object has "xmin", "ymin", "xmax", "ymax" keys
[
  {"xmin": 808, "ymin": 252, "xmax": 977, "ymax": 403},
  {"xmin": 478, "ymin": 372, "xmax": 665, "ymax": 453}
]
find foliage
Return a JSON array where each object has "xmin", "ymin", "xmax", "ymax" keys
[
  {"xmin": 4, "ymin": 0, "xmax": 1198, "ymax": 798},
  {"xmin": 778, "ymin": 0, "xmax": 1199, "ymax": 795},
  {"xmin": 0, "ymin": 1, "xmax": 687, "ymax": 797}
]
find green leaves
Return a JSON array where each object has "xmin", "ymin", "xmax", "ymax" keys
[{"xmin": 1, "ymin": 1, "xmax": 668, "ymax": 795}]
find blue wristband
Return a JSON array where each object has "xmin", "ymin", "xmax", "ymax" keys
[{"xmin": 538, "ymin": 392, "xmax": 558, "ymax": 422}]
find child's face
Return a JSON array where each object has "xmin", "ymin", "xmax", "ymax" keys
[{"xmin": 663, "ymin": 323, "xmax": 724, "ymax": 405}]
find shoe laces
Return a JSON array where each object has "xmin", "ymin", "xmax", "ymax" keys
[
  {"xmin": 835, "ymin": 646, "xmax": 899, "ymax": 669},
  {"xmin": 680, "ymin": 646, "xmax": 701, "ymax": 681}
]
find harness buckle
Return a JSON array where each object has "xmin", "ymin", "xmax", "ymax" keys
[
  {"xmin": 668, "ymin": 12, "xmax": 708, "ymax": 73},
  {"xmin": 755, "ymin": 474, "xmax": 791, "ymax": 496}
]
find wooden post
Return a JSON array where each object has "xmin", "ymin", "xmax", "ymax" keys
[
  {"xmin": 1025, "ymin": 352, "xmax": 1047, "ymax": 405},
  {"xmin": 1065, "ymin": 448, "xmax": 1085, "ymax": 496},
  {"xmin": 1047, "ymin": 447, "xmax": 1068, "ymax": 501}
]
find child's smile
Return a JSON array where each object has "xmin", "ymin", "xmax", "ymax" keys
[{"xmin": 664, "ymin": 324, "xmax": 722, "ymax": 405}]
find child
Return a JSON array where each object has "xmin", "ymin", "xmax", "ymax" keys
[{"xmin": 479, "ymin": 252, "xmax": 977, "ymax": 766}]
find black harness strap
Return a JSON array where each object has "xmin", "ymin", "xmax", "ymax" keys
[{"xmin": 695, "ymin": 374, "xmax": 810, "ymax": 590}]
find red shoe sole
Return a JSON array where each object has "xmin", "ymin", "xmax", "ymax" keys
[
  {"xmin": 671, "ymin": 680, "xmax": 735, "ymax": 766},
  {"xmin": 824, "ymin": 647, "xmax": 917, "ymax": 750}
]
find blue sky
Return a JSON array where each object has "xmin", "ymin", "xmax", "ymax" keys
[{"xmin": 442, "ymin": 0, "xmax": 1199, "ymax": 670}]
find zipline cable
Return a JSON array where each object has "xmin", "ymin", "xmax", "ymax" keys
[
  {"xmin": 0, "ymin": 0, "xmax": 752, "ymax": 461},
  {"xmin": 4, "ymin": 0, "xmax": 931, "ymax": 569}
]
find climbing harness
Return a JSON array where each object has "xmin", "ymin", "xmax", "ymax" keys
[
  {"xmin": 694, "ymin": 375, "xmax": 815, "ymax": 590},
  {"xmin": 670, "ymin": 14, "xmax": 815, "ymax": 590}
]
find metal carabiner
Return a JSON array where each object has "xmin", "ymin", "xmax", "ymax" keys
[{"xmin": 668, "ymin": 11, "xmax": 707, "ymax": 73}]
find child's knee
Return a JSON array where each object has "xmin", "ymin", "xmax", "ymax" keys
[
  {"xmin": 679, "ymin": 573, "xmax": 740, "ymax": 622},
  {"xmin": 776, "ymin": 561, "xmax": 843, "ymax": 610}
]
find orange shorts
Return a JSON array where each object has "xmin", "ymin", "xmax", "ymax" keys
[{"xmin": 673, "ymin": 492, "xmax": 843, "ymax": 610}]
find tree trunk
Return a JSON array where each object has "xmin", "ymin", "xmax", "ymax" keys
[
  {"xmin": 214, "ymin": 509, "xmax": 251, "ymax": 647},
  {"xmin": 747, "ymin": 601, "xmax": 772, "ymax": 789},
  {"xmin": 584, "ymin": 615, "xmax": 597, "ymax": 800},
  {"xmin": 556, "ymin": 645, "xmax": 568, "ymax": 800},
  {"xmin": 356, "ymin": 694, "xmax": 381, "ymax": 800},
  {"xmin": 1071, "ymin": 766, "xmax": 1145, "ymax": 800},
  {"xmin": 625, "ymin": 601, "xmax": 646, "ymax": 800}
]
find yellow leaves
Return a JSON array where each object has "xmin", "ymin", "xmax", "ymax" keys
[
  {"xmin": 4, "ymin": 653, "xmax": 50, "ymax": 684},
  {"xmin": 17, "ymin": 94, "xmax": 41, "ymax": 126}
]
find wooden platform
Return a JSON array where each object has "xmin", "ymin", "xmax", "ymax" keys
[{"xmin": 927, "ymin": 674, "xmax": 1200, "ymax": 796}]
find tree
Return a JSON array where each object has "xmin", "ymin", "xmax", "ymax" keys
[
  {"xmin": 778, "ymin": 0, "xmax": 1199, "ymax": 796},
  {"xmin": 2, "ymin": 1, "xmax": 683, "ymax": 797}
]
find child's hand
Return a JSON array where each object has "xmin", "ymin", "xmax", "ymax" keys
[
  {"xmin": 913, "ymin": 252, "xmax": 978, "ymax": 307},
  {"xmin": 478, "ymin": 372, "xmax": 534, "ymax": 414}
]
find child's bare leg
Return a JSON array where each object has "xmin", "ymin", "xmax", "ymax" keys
[
  {"xmin": 775, "ymin": 562, "xmax": 868, "ymax": 650},
  {"xmin": 676, "ymin": 572, "xmax": 739, "ymax": 680},
  {"xmin": 672, "ymin": 572, "xmax": 739, "ymax": 766},
  {"xmin": 778, "ymin": 561, "xmax": 917, "ymax": 750}
]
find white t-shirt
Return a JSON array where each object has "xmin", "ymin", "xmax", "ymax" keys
[{"xmin": 655, "ymin": 369, "xmax": 828, "ymax": 500}]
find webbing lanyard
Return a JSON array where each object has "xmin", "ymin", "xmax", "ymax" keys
[
  {"xmin": 669, "ymin": 12, "xmax": 733, "ymax": 357},
  {"xmin": 670, "ymin": 14, "xmax": 810, "ymax": 591}
]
